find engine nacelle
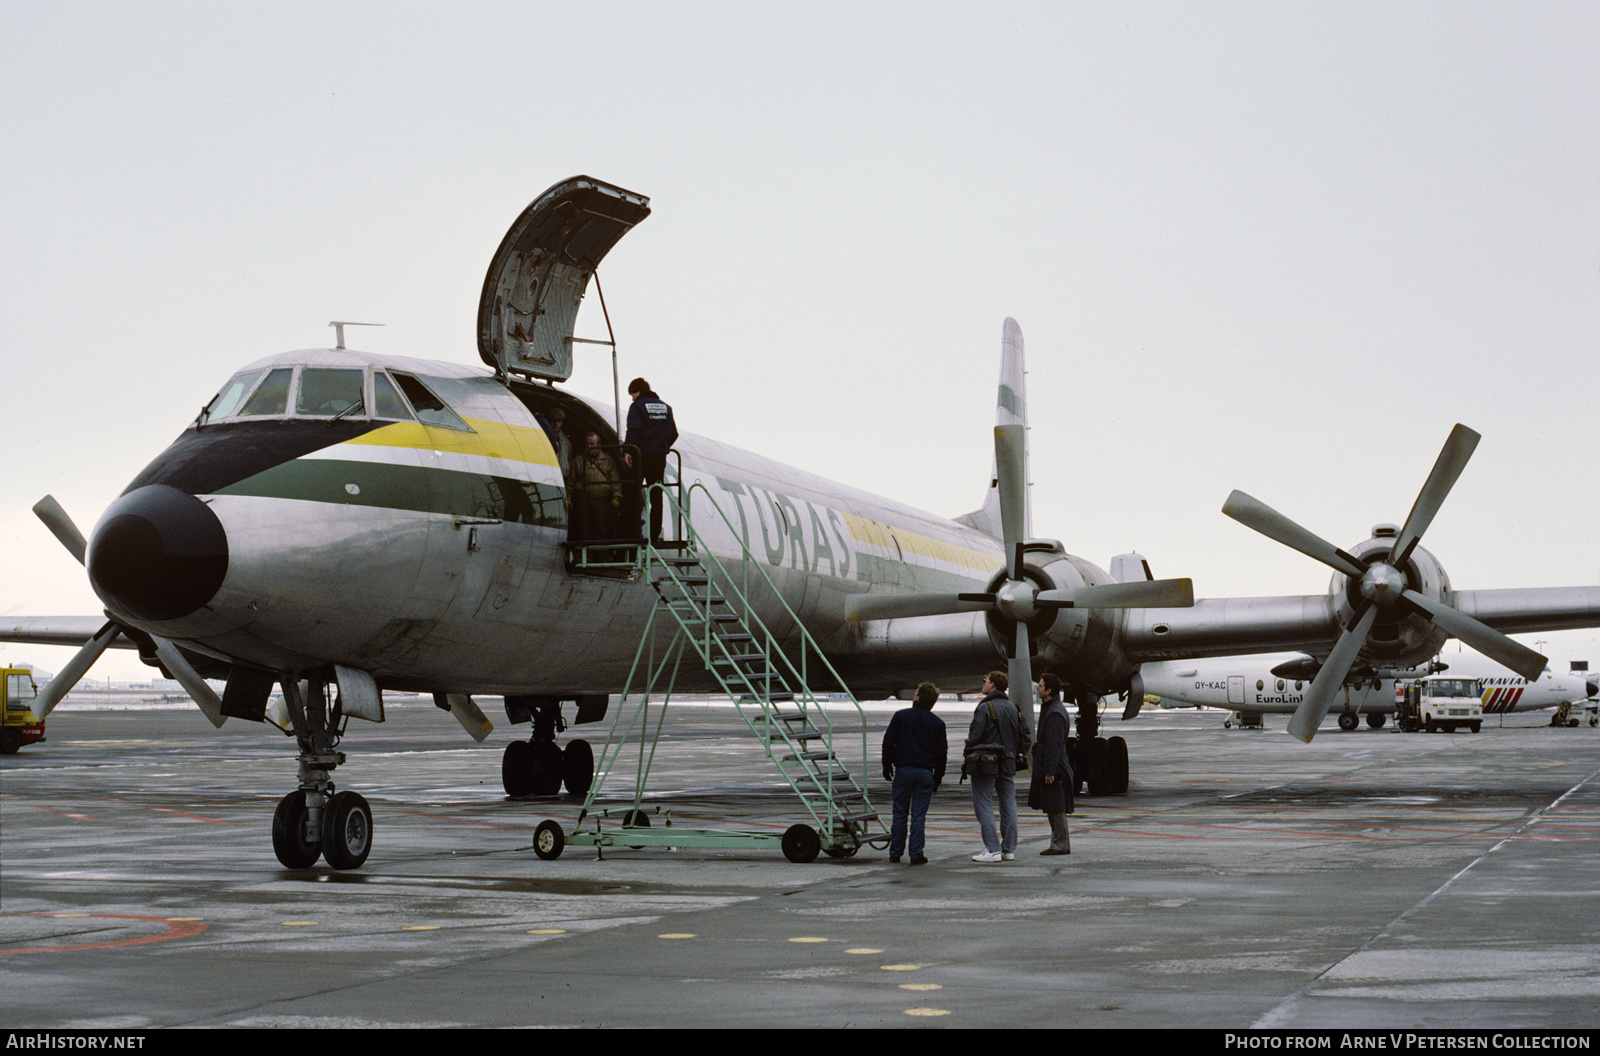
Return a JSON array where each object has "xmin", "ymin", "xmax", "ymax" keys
[
  {"xmin": 981, "ymin": 542, "xmax": 1133, "ymax": 690},
  {"xmin": 1328, "ymin": 523, "xmax": 1451, "ymax": 669}
]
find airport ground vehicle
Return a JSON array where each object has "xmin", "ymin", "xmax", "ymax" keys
[
  {"xmin": 1396, "ymin": 677, "xmax": 1482, "ymax": 733},
  {"xmin": 2, "ymin": 666, "xmax": 44, "ymax": 754},
  {"xmin": 1548, "ymin": 700, "xmax": 1599, "ymax": 727}
]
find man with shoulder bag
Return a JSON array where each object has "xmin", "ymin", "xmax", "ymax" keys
[{"xmin": 963, "ymin": 670, "xmax": 1031, "ymax": 863}]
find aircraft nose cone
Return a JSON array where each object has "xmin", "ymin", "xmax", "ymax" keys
[{"xmin": 88, "ymin": 485, "xmax": 228, "ymax": 623}]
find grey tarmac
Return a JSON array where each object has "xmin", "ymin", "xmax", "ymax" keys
[{"xmin": 1, "ymin": 701, "xmax": 1596, "ymax": 1029}]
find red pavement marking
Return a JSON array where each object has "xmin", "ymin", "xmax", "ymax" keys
[{"xmin": 0, "ymin": 913, "xmax": 207, "ymax": 955}]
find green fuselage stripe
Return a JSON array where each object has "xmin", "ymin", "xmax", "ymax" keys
[{"xmin": 213, "ymin": 458, "xmax": 567, "ymax": 527}]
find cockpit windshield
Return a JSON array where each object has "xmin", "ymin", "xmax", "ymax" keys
[
  {"xmin": 195, "ymin": 365, "xmax": 471, "ymax": 432},
  {"xmin": 296, "ymin": 369, "xmax": 365, "ymax": 418}
]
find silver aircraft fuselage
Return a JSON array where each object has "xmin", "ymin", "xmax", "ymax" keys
[{"xmin": 86, "ymin": 346, "xmax": 1054, "ymax": 698}]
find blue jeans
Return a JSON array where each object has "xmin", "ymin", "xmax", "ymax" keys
[
  {"xmin": 890, "ymin": 767, "xmax": 936, "ymax": 859},
  {"xmin": 971, "ymin": 772, "xmax": 1017, "ymax": 854}
]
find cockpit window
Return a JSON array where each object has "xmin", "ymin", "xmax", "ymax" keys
[
  {"xmin": 203, "ymin": 370, "xmax": 266, "ymax": 422},
  {"xmin": 296, "ymin": 368, "xmax": 366, "ymax": 418},
  {"xmin": 392, "ymin": 372, "xmax": 471, "ymax": 431},
  {"xmin": 372, "ymin": 372, "xmax": 415, "ymax": 420},
  {"xmin": 238, "ymin": 368, "xmax": 293, "ymax": 417}
]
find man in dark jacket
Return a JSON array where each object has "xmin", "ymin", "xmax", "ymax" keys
[
  {"xmin": 1030, "ymin": 672, "xmax": 1074, "ymax": 855},
  {"xmin": 624, "ymin": 378, "xmax": 678, "ymax": 544},
  {"xmin": 881, "ymin": 681, "xmax": 947, "ymax": 865},
  {"xmin": 965, "ymin": 670, "xmax": 1030, "ymax": 862}
]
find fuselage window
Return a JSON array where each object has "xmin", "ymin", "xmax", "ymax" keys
[
  {"xmin": 1276, "ymin": 679, "xmax": 1285, "ymax": 692},
  {"xmin": 297, "ymin": 368, "xmax": 366, "ymax": 418},
  {"xmin": 392, "ymin": 372, "xmax": 471, "ymax": 431},
  {"xmin": 373, "ymin": 372, "xmax": 414, "ymax": 420},
  {"xmin": 1256, "ymin": 680, "xmax": 1264, "ymax": 692},
  {"xmin": 238, "ymin": 368, "xmax": 293, "ymax": 417}
]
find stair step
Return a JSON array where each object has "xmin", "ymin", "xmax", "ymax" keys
[{"xmin": 714, "ymin": 653, "xmax": 767, "ymax": 665}]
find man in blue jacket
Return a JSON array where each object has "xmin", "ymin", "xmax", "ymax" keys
[
  {"xmin": 624, "ymin": 377, "xmax": 678, "ymax": 545},
  {"xmin": 881, "ymin": 681, "xmax": 947, "ymax": 865}
]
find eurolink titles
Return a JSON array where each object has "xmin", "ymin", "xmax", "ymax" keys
[{"xmin": 1224, "ymin": 1037, "xmax": 1592, "ymax": 1051}]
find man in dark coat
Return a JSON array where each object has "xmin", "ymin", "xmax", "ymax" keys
[
  {"xmin": 1030, "ymin": 672, "xmax": 1074, "ymax": 855},
  {"xmin": 881, "ymin": 681, "xmax": 947, "ymax": 865},
  {"xmin": 623, "ymin": 377, "xmax": 678, "ymax": 545}
]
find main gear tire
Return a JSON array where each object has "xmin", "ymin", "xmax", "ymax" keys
[
  {"xmin": 562, "ymin": 739, "xmax": 595, "ymax": 797},
  {"xmin": 529, "ymin": 741, "xmax": 564, "ymax": 796},
  {"xmin": 502, "ymin": 740, "xmax": 533, "ymax": 796}
]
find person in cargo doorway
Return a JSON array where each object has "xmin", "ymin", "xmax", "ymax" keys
[{"xmin": 624, "ymin": 377, "xmax": 678, "ymax": 545}]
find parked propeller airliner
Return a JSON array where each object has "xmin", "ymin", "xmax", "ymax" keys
[
  {"xmin": 8, "ymin": 175, "xmax": 1600, "ymax": 869},
  {"xmin": 1138, "ymin": 649, "xmax": 1596, "ymax": 730}
]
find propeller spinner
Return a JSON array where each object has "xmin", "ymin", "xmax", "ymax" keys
[
  {"xmin": 1223, "ymin": 423, "xmax": 1546, "ymax": 743},
  {"xmin": 31, "ymin": 495, "xmax": 226, "ymax": 726}
]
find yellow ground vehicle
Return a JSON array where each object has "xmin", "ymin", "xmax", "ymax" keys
[{"xmin": 2, "ymin": 666, "xmax": 45, "ymax": 754}]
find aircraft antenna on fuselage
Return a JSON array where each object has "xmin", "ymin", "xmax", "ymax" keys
[{"xmin": 328, "ymin": 320, "xmax": 384, "ymax": 350}]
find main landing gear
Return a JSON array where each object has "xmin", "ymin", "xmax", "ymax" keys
[
  {"xmin": 270, "ymin": 676, "xmax": 375, "ymax": 870},
  {"xmin": 1066, "ymin": 701, "xmax": 1130, "ymax": 796},
  {"xmin": 501, "ymin": 695, "xmax": 595, "ymax": 797}
]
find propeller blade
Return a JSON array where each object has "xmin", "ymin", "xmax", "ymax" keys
[
  {"xmin": 152, "ymin": 638, "xmax": 226, "ymax": 729},
  {"xmin": 845, "ymin": 593, "xmax": 988, "ymax": 622},
  {"xmin": 33, "ymin": 495, "xmax": 88, "ymax": 565},
  {"xmin": 1036, "ymin": 578, "xmax": 1195, "ymax": 610},
  {"xmin": 1400, "ymin": 589, "xmax": 1547, "ymax": 681},
  {"xmin": 994, "ymin": 424, "xmax": 1027, "ymax": 579},
  {"xmin": 1222, "ymin": 491, "xmax": 1368, "ymax": 579},
  {"xmin": 1008, "ymin": 622, "xmax": 1036, "ymax": 732},
  {"xmin": 1287, "ymin": 605, "xmax": 1377, "ymax": 743},
  {"xmin": 441, "ymin": 693, "xmax": 495, "ymax": 742},
  {"xmin": 32, "ymin": 621, "xmax": 121, "ymax": 720},
  {"xmin": 1392, "ymin": 424, "xmax": 1480, "ymax": 567}
]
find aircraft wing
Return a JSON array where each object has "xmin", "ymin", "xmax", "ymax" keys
[
  {"xmin": 1, "ymin": 616, "xmax": 138, "ymax": 649},
  {"xmin": 1119, "ymin": 587, "xmax": 1600, "ymax": 663},
  {"xmin": 1451, "ymin": 587, "xmax": 1600, "ymax": 635},
  {"xmin": 1120, "ymin": 595, "xmax": 1338, "ymax": 662}
]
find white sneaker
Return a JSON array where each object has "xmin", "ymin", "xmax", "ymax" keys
[
  {"xmin": 1002, "ymin": 852, "xmax": 1015, "ymax": 861},
  {"xmin": 971, "ymin": 851, "xmax": 1002, "ymax": 863}
]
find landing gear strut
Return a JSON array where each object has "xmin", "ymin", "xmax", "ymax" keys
[{"xmin": 270, "ymin": 676, "xmax": 374, "ymax": 870}]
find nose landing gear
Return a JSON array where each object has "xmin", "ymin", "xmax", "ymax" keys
[{"xmin": 270, "ymin": 675, "xmax": 375, "ymax": 870}]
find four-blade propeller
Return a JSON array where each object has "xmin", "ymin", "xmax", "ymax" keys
[
  {"xmin": 843, "ymin": 321, "xmax": 1193, "ymax": 717},
  {"xmin": 1223, "ymin": 423, "xmax": 1546, "ymax": 742}
]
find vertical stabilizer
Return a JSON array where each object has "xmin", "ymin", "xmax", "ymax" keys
[{"xmin": 955, "ymin": 318, "xmax": 1029, "ymax": 538}]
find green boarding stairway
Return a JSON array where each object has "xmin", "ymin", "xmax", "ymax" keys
[{"xmin": 535, "ymin": 481, "xmax": 888, "ymax": 863}]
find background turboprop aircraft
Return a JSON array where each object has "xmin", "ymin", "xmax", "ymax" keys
[
  {"xmin": 6, "ymin": 175, "xmax": 1600, "ymax": 870},
  {"xmin": 1138, "ymin": 648, "xmax": 1596, "ymax": 731}
]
